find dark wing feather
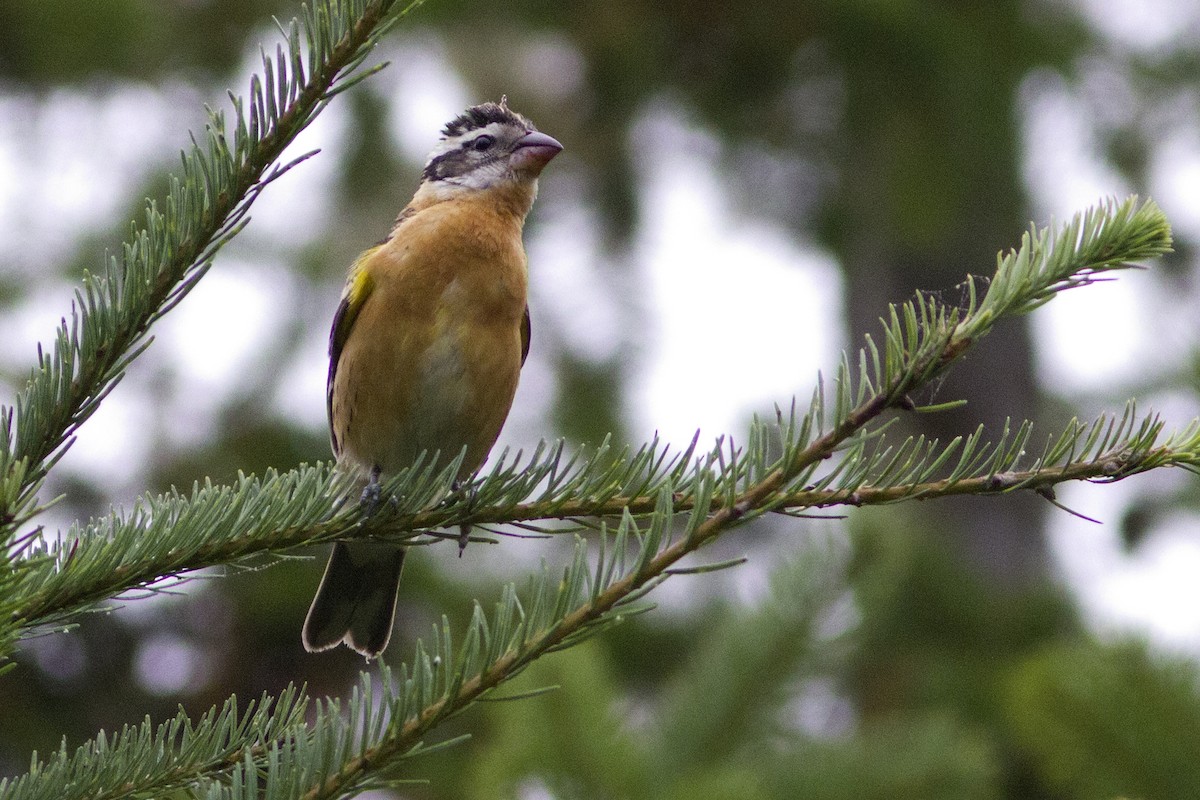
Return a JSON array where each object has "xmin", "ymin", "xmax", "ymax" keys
[
  {"xmin": 520, "ymin": 305, "xmax": 531, "ymax": 367},
  {"xmin": 327, "ymin": 251, "xmax": 378, "ymax": 456}
]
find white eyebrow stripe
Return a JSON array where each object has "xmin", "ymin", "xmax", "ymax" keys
[{"xmin": 424, "ymin": 121, "xmax": 513, "ymax": 165}]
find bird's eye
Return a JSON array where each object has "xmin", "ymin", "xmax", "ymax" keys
[{"xmin": 472, "ymin": 135, "xmax": 496, "ymax": 152}]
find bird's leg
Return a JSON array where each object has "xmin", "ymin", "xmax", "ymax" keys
[
  {"xmin": 360, "ymin": 464, "xmax": 383, "ymax": 516},
  {"xmin": 452, "ymin": 479, "xmax": 476, "ymax": 556}
]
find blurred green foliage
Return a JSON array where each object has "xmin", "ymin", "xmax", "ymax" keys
[
  {"xmin": 2, "ymin": 0, "xmax": 1200, "ymax": 797},
  {"xmin": 1007, "ymin": 640, "xmax": 1200, "ymax": 798},
  {"xmin": 0, "ymin": 0, "xmax": 292, "ymax": 82}
]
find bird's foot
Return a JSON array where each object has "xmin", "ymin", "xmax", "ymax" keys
[
  {"xmin": 359, "ymin": 465, "xmax": 385, "ymax": 518},
  {"xmin": 457, "ymin": 523, "xmax": 471, "ymax": 557},
  {"xmin": 359, "ymin": 482, "xmax": 381, "ymax": 514},
  {"xmin": 451, "ymin": 479, "xmax": 477, "ymax": 556}
]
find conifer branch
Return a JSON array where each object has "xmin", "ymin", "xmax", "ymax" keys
[
  {"xmin": 0, "ymin": 688, "xmax": 307, "ymax": 800},
  {"xmin": 3, "ymin": 200, "xmax": 1185, "ymax": 656},
  {"xmin": 0, "ymin": 2, "xmax": 1187, "ymax": 786},
  {"xmin": 0, "ymin": 0, "xmax": 422, "ymax": 544},
  {"xmin": 274, "ymin": 205, "xmax": 1186, "ymax": 796},
  {"xmin": 54, "ymin": 195, "xmax": 1172, "ymax": 800}
]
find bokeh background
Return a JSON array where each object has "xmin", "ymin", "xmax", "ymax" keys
[{"xmin": 3, "ymin": 0, "xmax": 1200, "ymax": 797}]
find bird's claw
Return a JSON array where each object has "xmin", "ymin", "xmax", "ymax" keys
[
  {"xmin": 359, "ymin": 465, "xmax": 385, "ymax": 518},
  {"xmin": 451, "ymin": 479, "xmax": 476, "ymax": 556},
  {"xmin": 359, "ymin": 481, "xmax": 382, "ymax": 515}
]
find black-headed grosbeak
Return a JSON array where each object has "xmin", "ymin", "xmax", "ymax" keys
[{"xmin": 303, "ymin": 100, "xmax": 561, "ymax": 658}]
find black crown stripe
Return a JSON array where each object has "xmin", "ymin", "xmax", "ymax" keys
[{"xmin": 441, "ymin": 102, "xmax": 535, "ymax": 139}]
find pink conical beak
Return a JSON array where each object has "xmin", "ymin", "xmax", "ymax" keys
[{"xmin": 512, "ymin": 130, "xmax": 563, "ymax": 174}]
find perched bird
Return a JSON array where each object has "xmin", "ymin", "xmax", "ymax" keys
[{"xmin": 303, "ymin": 100, "xmax": 562, "ymax": 658}]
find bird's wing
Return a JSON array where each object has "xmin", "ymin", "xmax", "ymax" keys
[
  {"xmin": 520, "ymin": 305, "xmax": 531, "ymax": 367},
  {"xmin": 327, "ymin": 247, "xmax": 380, "ymax": 456}
]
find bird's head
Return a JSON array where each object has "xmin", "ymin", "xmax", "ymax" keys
[{"xmin": 421, "ymin": 99, "xmax": 562, "ymax": 192}]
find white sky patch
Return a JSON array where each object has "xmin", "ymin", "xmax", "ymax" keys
[
  {"xmin": 0, "ymin": 96, "xmax": 28, "ymax": 244},
  {"xmin": 1019, "ymin": 22, "xmax": 1200, "ymax": 654},
  {"xmin": 1051, "ymin": 479, "xmax": 1200, "ymax": 656},
  {"xmin": 134, "ymin": 633, "xmax": 207, "ymax": 696},
  {"xmin": 0, "ymin": 84, "xmax": 199, "ymax": 273},
  {"xmin": 637, "ymin": 228, "xmax": 840, "ymax": 446},
  {"xmin": 1020, "ymin": 70, "xmax": 1132, "ymax": 215},
  {"xmin": 273, "ymin": 322, "xmax": 331, "ymax": 430},
  {"xmin": 1031, "ymin": 265, "xmax": 1156, "ymax": 394},
  {"xmin": 0, "ymin": 280, "xmax": 158, "ymax": 495},
  {"xmin": 517, "ymin": 33, "xmax": 586, "ymax": 103},
  {"xmin": 526, "ymin": 172, "xmax": 624, "ymax": 364},
  {"xmin": 498, "ymin": 347, "xmax": 558, "ymax": 454},
  {"xmin": 1068, "ymin": 0, "xmax": 1200, "ymax": 53},
  {"xmin": 239, "ymin": 107, "xmax": 344, "ymax": 242},
  {"xmin": 155, "ymin": 260, "xmax": 292, "ymax": 447},
  {"xmin": 1098, "ymin": 527, "xmax": 1200, "ymax": 650},
  {"xmin": 56, "ymin": 380, "xmax": 156, "ymax": 489},
  {"xmin": 42, "ymin": 92, "xmax": 144, "ymax": 225},
  {"xmin": 1019, "ymin": 69, "xmax": 1184, "ymax": 395},
  {"xmin": 161, "ymin": 262, "xmax": 284, "ymax": 384},
  {"xmin": 219, "ymin": 30, "xmax": 350, "ymax": 244},
  {"xmin": 382, "ymin": 37, "xmax": 472, "ymax": 163},
  {"xmin": 0, "ymin": 280, "xmax": 75, "ymax": 365},
  {"xmin": 493, "ymin": 194, "xmax": 570, "ymax": 455},
  {"xmin": 630, "ymin": 105, "xmax": 842, "ymax": 448},
  {"xmin": 1150, "ymin": 128, "xmax": 1200, "ymax": 243}
]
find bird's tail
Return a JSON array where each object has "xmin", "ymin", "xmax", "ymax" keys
[{"xmin": 303, "ymin": 541, "xmax": 405, "ymax": 658}]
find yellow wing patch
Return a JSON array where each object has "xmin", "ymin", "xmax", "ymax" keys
[{"xmin": 327, "ymin": 247, "xmax": 380, "ymax": 454}]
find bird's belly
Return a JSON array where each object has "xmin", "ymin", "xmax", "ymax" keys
[{"xmin": 336, "ymin": 320, "xmax": 522, "ymax": 481}]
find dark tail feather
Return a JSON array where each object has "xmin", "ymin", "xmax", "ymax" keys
[{"xmin": 303, "ymin": 542, "xmax": 406, "ymax": 658}]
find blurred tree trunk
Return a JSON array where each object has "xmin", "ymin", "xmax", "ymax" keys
[
  {"xmin": 825, "ymin": 18, "xmax": 1081, "ymax": 790},
  {"xmin": 831, "ymin": 6, "xmax": 1048, "ymax": 585}
]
